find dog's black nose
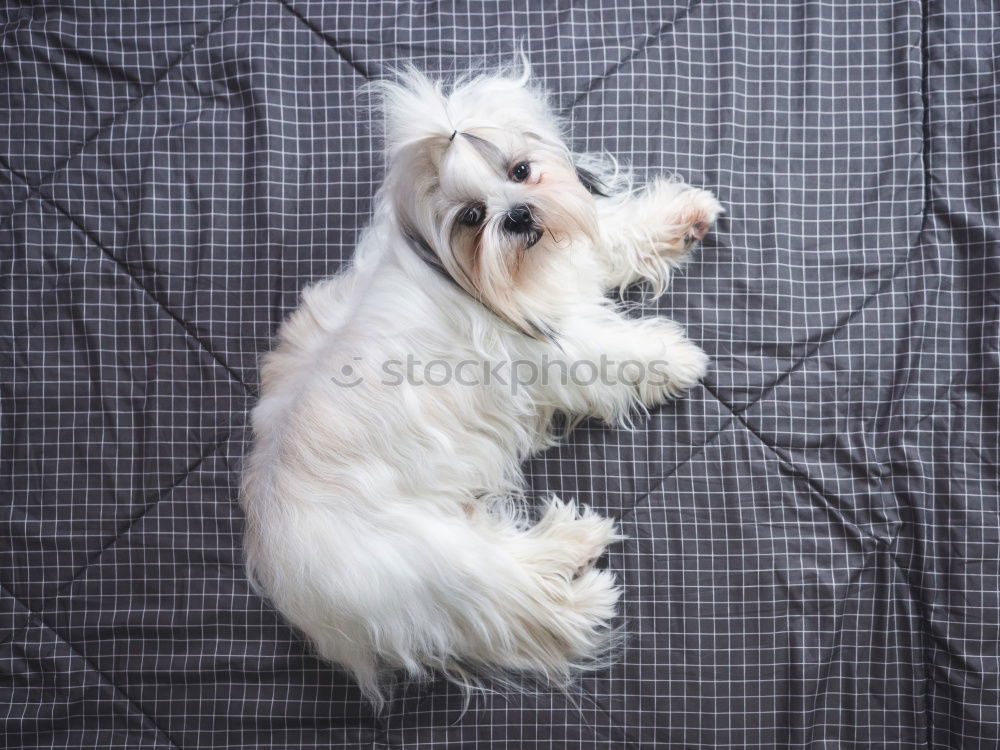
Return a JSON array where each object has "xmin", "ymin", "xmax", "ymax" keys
[{"xmin": 503, "ymin": 204, "xmax": 534, "ymax": 234}]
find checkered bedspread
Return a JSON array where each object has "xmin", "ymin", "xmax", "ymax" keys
[{"xmin": 2, "ymin": 2, "xmax": 997, "ymax": 747}]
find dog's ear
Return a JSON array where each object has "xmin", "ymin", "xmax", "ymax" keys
[
  {"xmin": 401, "ymin": 224, "xmax": 450, "ymax": 280},
  {"xmin": 401, "ymin": 222, "xmax": 479, "ymax": 299},
  {"xmin": 574, "ymin": 164, "xmax": 609, "ymax": 197}
]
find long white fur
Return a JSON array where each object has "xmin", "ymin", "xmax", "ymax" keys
[{"xmin": 240, "ymin": 64, "xmax": 722, "ymax": 708}]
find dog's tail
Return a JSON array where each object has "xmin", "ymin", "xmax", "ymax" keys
[{"xmin": 242, "ymin": 485, "xmax": 622, "ymax": 709}]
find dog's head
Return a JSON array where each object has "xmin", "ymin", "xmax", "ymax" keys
[{"xmin": 369, "ymin": 65, "xmax": 600, "ymax": 339}]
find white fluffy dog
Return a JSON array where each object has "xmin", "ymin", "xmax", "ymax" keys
[{"xmin": 240, "ymin": 64, "xmax": 721, "ymax": 707}]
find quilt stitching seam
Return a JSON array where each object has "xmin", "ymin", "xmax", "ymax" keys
[
  {"xmin": 619, "ymin": 376, "xmax": 895, "ymax": 547},
  {"xmin": 0, "ymin": 0, "xmax": 249, "ymax": 231},
  {"xmin": 616, "ymin": 410, "xmax": 735, "ymax": 521},
  {"xmin": 28, "ymin": 181, "xmax": 254, "ymax": 396},
  {"xmin": 27, "ymin": 612, "xmax": 185, "ymax": 749},
  {"xmin": 0, "ymin": 581, "xmax": 182, "ymax": 749},
  {"xmin": 1, "ymin": 434, "xmax": 234, "ymax": 648},
  {"xmin": 0, "ymin": 435, "xmax": 238, "ymax": 747},
  {"xmin": 51, "ymin": 433, "xmax": 234, "ymax": 602},
  {"xmin": 716, "ymin": 393, "xmax": 885, "ymax": 546},
  {"xmin": 275, "ymin": 0, "xmax": 373, "ymax": 81},
  {"xmin": 566, "ymin": 0, "xmax": 703, "ymax": 111},
  {"xmin": 915, "ymin": 4, "xmax": 937, "ymax": 745},
  {"xmin": 583, "ymin": 695, "xmax": 644, "ymax": 750},
  {"xmin": 616, "ymin": 378, "xmax": 868, "ymax": 538},
  {"xmin": 800, "ymin": 547, "xmax": 879, "ymax": 744},
  {"xmin": 723, "ymin": 248, "xmax": 919, "ymax": 420}
]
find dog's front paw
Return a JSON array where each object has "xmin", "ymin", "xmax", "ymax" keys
[
  {"xmin": 652, "ymin": 182, "xmax": 723, "ymax": 257},
  {"xmin": 637, "ymin": 328, "xmax": 710, "ymax": 405},
  {"xmin": 660, "ymin": 338, "xmax": 710, "ymax": 396}
]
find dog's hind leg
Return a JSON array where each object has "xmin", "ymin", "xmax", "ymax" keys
[{"xmin": 446, "ymin": 497, "xmax": 622, "ymax": 683}]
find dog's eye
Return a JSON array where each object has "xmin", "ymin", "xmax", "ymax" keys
[
  {"xmin": 510, "ymin": 161, "xmax": 531, "ymax": 182},
  {"xmin": 459, "ymin": 203, "xmax": 486, "ymax": 227}
]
